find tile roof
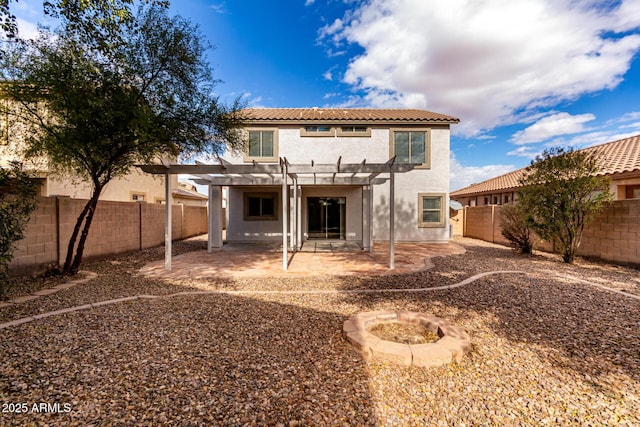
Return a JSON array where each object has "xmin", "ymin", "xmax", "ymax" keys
[
  {"xmin": 172, "ymin": 187, "xmax": 207, "ymax": 200},
  {"xmin": 451, "ymin": 169, "xmax": 525, "ymax": 197},
  {"xmin": 589, "ymin": 134, "xmax": 640, "ymax": 176},
  {"xmin": 451, "ymin": 134, "xmax": 640, "ymax": 197},
  {"xmin": 237, "ymin": 108, "xmax": 459, "ymax": 124}
]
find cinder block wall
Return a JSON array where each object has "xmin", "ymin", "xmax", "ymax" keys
[
  {"xmin": 463, "ymin": 200, "xmax": 640, "ymax": 266},
  {"xmin": 463, "ymin": 205, "xmax": 509, "ymax": 245},
  {"xmin": 183, "ymin": 205, "xmax": 208, "ymax": 238},
  {"xmin": 56, "ymin": 198, "xmax": 142, "ymax": 262},
  {"xmin": 141, "ymin": 202, "xmax": 165, "ymax": 248},
  {"xmin": 9, "ymin": 197, "xmax": 59, "ymax": 276},
  {"xmin": 578, "ymin": 199, "xmax": 640, "ymax": 265},
  {"xmin": 8, "ymin": 196, "xmax": 208, "ymax": 277}
]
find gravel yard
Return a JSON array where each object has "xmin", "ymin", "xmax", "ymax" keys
[{"xmin": 1, "ymin": 237, "xmax": 639, "ymax": 426}]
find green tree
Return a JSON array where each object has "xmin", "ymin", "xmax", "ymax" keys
[
  {"xmin": 2, "ymin": 3, "xmax": 243, "ymax": 275},
  {"xmin": 518, "ymin": 147, "xmax": 613, "ymax": 263},
  {"xmin": 1, "ymin": 1, "xmax": 168, "ymax": 39},
  {"xmin": 0, "ymin": 161, "xmax": 37, "ymax": 284},
  {"xmin": 43, "ymin": 0, "xmax": 169, "ymax": 50},
  {"xmin": 1, "ymin": 0, "xmax": 17, "ymax": 39}
]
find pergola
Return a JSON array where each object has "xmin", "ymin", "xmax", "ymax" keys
[{"xmin": 138, "ymin": 156, "xmax": 415, "ymax": 272}]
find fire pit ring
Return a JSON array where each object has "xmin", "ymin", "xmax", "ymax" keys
[{"xmin": 343, "ymin": 311, "xmax": 471, "ymax": 367}]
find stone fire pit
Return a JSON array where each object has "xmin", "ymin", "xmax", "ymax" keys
[{"xmin": 343, "ymin": 311, "xmax": 471, "ymax": 367}]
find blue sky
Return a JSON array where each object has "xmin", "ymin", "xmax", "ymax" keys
[{"xmin": 12, "ymin": 0, "xmax": 640, "ymax": 190}]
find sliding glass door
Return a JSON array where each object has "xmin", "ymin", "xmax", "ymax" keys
[{"xmin": 307, "ymin": 197, "xmax": 346, "ymax": 239}]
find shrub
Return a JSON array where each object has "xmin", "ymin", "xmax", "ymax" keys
[
  {"xmin": 500, "ymin": 202, "xmax": 537, "ymax": 254},
  {"xmin": 0, "ymin": 161, "xmax": 37, "ymax": 287}
]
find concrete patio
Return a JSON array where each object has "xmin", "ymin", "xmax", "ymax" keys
[{"xmin": 139, "ymin": 239, "xmax": 466, "ymax": 279}]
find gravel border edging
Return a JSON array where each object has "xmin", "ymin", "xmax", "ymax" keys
[
  {"xmin": 2, "ymin": 268, "xmax": 638, "ymax": 331},
  {"xmin": 554, "ymin": 273, "xmax": 640, "ymax": 301},
  {"xmin": 0, "ymin": 270, "xmax": 523, "ymax": 330},
  {"xmin": 0, "ymin": 271, "xmax": 97, "ymax": 309}
]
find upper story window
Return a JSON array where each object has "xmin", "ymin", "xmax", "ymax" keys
[
  {"xmin": 390, "ymin": 129, "xmax": 430, "ymax": 167},
  {"xmin": 337, "ymin": 126, "xmax": 371, "ymax": 137},
  {"xmin": 245, "ymin": 129, "xmax": 278, "ymax": 162},
  {"xmin": 300, "ymin": 125, "xmax": 334, "ymax": 137}
]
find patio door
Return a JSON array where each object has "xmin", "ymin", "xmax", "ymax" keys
[{"xmin": 307, "ymin": 197, "xmax": 346, "ymax": 239}]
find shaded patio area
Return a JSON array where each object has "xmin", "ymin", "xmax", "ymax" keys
[{"xmin": 139, "ymin": 238, "xmax": 466, "ymax": 279}]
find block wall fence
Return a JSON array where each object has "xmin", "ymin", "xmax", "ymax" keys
[
  {"xmin": 8, "ymin": 196, "xmax": 208, "ymax": 277},
  {"xmin": 461, "ymin": 199, "xmax": 640, "ymax": 267}
]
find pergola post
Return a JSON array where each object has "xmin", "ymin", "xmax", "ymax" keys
[
  {"xmin": 292, "ymin": 179, "xmax": 298, "ymax": 252},
  {"xmin": 362, "ymin": 185, "xmax": 371, "ymax": 251},
  {"xmin": 164, "ymin": 170, "xmax": 172, "ymax": 271},
  {"xmin": 389, "ymin": 171, "xmax": 395, "ymax": 269},
  {"xmin": 208, "ymin": 185, "xmax": 223, "ymax": 252},
  {"xmin": 369, "ymin": 184, "xmax": 374, "ymax": 253},
  {"xmin": 282, "ymin": 162, "xmax": 289, "ymax": 271},
  {"xmin": 296, "ymin": 181, "xmax": 302, "ymax": 250}
]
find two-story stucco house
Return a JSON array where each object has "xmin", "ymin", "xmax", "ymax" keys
[
  {"xmin": 139, "ymin": 107, "xmax": 459, "ymax": 270},
  {"xmin": 219, "ymin": 108, "xmax": 459, "ymax": 245}
]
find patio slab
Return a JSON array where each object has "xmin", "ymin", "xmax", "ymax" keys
[{"xmin": 139, "ymin": 240, "xmax": 465, "ymax": 279}]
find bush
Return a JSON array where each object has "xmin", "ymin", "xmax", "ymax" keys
[
  {"xmin": 500, "ymin": 203, "xmax": 537, "ymax": 254},
  {"xmin": 0, "ymin": 161, "xmax": 38, "ymax": 286}
]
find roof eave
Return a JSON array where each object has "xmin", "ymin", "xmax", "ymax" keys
[{"xmin": 239, "ymin": 118, "xmax": 460, "ymax": 126}]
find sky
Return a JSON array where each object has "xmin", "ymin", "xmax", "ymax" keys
[{"xmin": 11, "ymin": 0, "xmax": 640, "ymax": 191}]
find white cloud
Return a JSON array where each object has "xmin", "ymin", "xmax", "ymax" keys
[
  {"xmin": 328, "ymin": 0, "xmax": 640, "ymax": 136},
  {"xmin": 210, "ymin": 3, "xmax": 227, "ymax": 14},
  {"xmin": 305, "ymin": 0, "xmax": 316, "ymax": 6},
  {"xmin": 450, "ymin": 153, "xmax": 515, "ymax": 191},
  {"xmin": 621, "ymin": 121, "xmax": 640, "ymax": 130},
  {"xmin": 318, "ymin": 18, "xmax": 344, "ymax": 40},
  {"xmin": 510, "ymin": 112, "xmax": 596, "ymax": 145},
  {"xmin": 606, "ymin": 111, "xmax": 640, "ymax": 125},
  {"xmin": 239, "ymin": 91, "xmax": 265, "ymax": 108},
  {"xmin": 548, "ymin": 129, "xmax": 640, "ymax": 149},
  {"xmin": 16, "ymin": 18, "xmax": 39, "ymax": 39},
  {"xmin": 506, "ymin": 145, "xmax": 543, "ymax": 159}
]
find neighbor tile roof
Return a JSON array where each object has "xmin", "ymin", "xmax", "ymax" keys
[
  {"xmin": 237, "ymin": 108, "xmax": 459, "ymax": 124},
  {"xmin": 172, "ymin": 187, "xmax": 207, "ymax": 200},
  {"xmin": 451, "ymin": 134, "xmax": 640, "ymax": 197}
]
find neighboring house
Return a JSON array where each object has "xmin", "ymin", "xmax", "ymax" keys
[
  {"xmin": 451, "ymin": 134, "xmax": 640, "ymax": 206},
  {"xmin": 0, "ymin": 103, "xmax": 180, "ymax": 204},
  {"xmin": 214, "ymin": 107, "xmax": 459, "ymax": 246},
  {"xmin": 173, "ymin": 181, "xmax": 208, "ymax": 206}
]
